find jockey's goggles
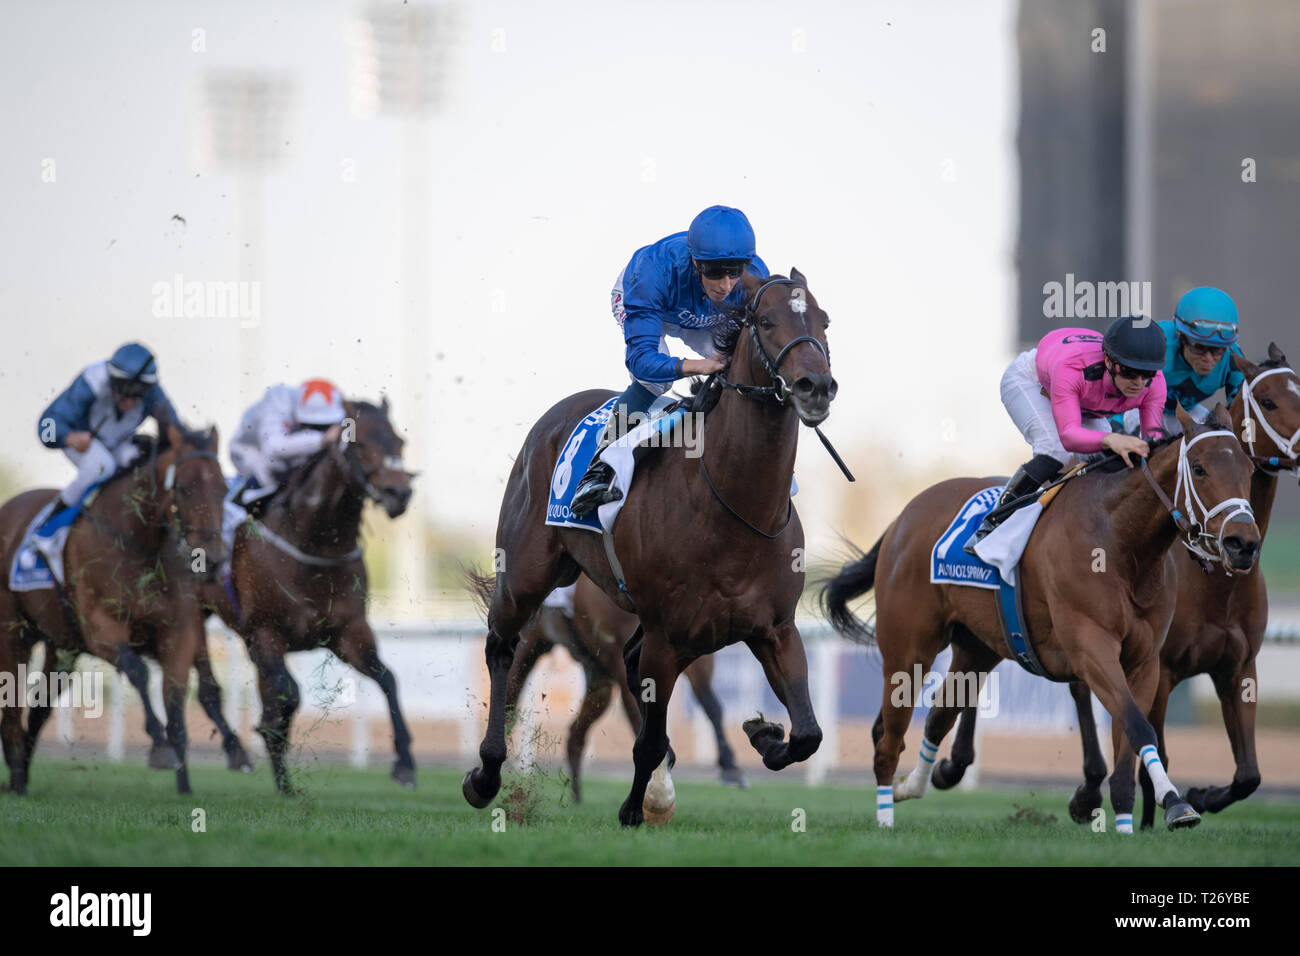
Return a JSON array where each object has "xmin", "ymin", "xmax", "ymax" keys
[
  {"xmin": 1114, "ymin": 363, "xmax": 1157, "ymax": 383},
  {"xmin": 110, "ymin": 379, "xmax": 149, "ymax": 398},
  {"xmin": 695, "ymin": 259, "xmax": 749, "ymax": 280},
  {"xmin": 1177, "ymin": 316, "xmax": 1238, "ymax": 345}
]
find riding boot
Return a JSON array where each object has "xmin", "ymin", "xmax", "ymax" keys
[
  {"xmin": 963, "ymin": 454, "xmax": 1061, "ymax": 556},
  {"xmin": 569, "ymin": 420, "xmax": 620, "ymax": 517},
  {"xmin": 570, "ymin": 382, "xmax": 657, "ymax": 517}
]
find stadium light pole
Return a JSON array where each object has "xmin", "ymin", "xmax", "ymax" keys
[{"xmin": 348, "ymin": 1, "xmax": 456, "ymax": 616}]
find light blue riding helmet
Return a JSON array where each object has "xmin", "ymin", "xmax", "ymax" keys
[
  {"xmin": 1174, "ymin": 287, "xmax": 1239, "ymax": 347},
  {"xmin": 686, "ymin": 206, "xmax": 756, "ymax": 262}
]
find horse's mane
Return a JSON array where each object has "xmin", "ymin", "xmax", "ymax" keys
[{"xmin": 707, "ymin": 272, "xmax": 790, "ymax": 358}]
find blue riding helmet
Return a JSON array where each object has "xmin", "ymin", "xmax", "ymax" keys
[
  {"xmin": 686, "ymin": 206, "xmax": 756, "ymax": 262},
  {"xmin": 107, "ymin": 342, "xmax": 159, "ymax": 385},
  {"xmin": 1173, "ymin": 287, "xmax": 1238, "ymax": 347}
]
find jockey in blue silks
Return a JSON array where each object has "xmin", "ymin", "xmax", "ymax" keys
[
  {"xmin": 1117, "ymin": 286, "xmax": 1245, "ymax": 436},
  {"xmin": 569, "ymin": 205, "xmax": 769, "ymax": 515},
  {"xmin": 36, "ymin": 342, "xmax": 179, "ymax": 526}
]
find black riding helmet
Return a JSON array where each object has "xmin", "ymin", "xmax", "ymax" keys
[{"xmin": 1102, "ymin": 315, "xmax": 1166, "ymax": 371}]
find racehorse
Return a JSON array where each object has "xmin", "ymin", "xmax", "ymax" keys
[
  {"xmin": 202, "ymin": 399, "xmax": 415, "ymax": 795},
  {"xmin": 0, "ymin": 423, "xmax": 226, "ymax": 795},
  {"xmin": 913, "ymin": 345, "xmax": 1300, "ymax": 828},
  {"xmin": 823, "ymin": 403, "xmax": 1262, "ymax": 830},
  {"xmin": 463, "ymin": 269, "xmax": 837, "ymax": 826},
  {"xmin": 506, "ymin": 573, "xmax": 747, "ymax": 802}
]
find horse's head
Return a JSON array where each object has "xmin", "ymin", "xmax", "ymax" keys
[
  {"xmin": 342, "ymin": 396, "xmax": 415, "ymax": 518},
  {"xmin": 725, "ymin": 268, "xmax": 838, "ymax": 426},
  {"xmin": 1174, "ymin": 403, "xmax": 1261, "ymax": 573},
  {"xmin": 1231, "ymin": 343, "xmax": 1300, "ymax": 468},
  {"xmin": 157, "ymin": 421, "xmax": 226, "ymax": 581}
]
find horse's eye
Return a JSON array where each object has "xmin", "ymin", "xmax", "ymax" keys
[
  {"xmin": 759, "ymin": 316, "xmax": 773, "ymax": 330},
  {"xmin": 1192, "ymin": 462, "xmax": 1207, "ymax": 477},
  {"xmin": 1260, "ymin": 398, "xmax": 1277, "ymax": 411}
]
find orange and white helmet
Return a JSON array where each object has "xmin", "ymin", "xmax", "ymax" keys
[{"xmin": 295, "ymin": 379, "xmax": 345, "ymax": 426}]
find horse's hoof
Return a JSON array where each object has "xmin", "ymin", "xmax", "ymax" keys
[
  {"xmin": 643, "ymin": 800, "xmax": 675, "ymax": 826},
  {"xmin": 618, "ymin": 797, "xmax": 644, "ymax": 828},
  {"xmin": 930, "ymin": 758, "xmax": 964, "ymax": 791},
  {"xmin": 743, "ymin": 716, "xmax": 785, "ymax": 748},
  {"xmin": 227, "ymin": 748, "xmax": 254, "ymax": 773},
  {"xmin": 148, "ymin": 744, "xmax": 181, "ymax": 770},
  {"xmin": 462, "ymin": 769, "xmax": 496, "ymax": 809},
  {"xmin": 1164, "ymin": 798, "xmax": 1201, "ymax": 831},
  {"xmin": 1184, "ymin": 786, "xmax": 1207, "ymax": 813},
  {"xmin": 1068, "ymin": 786, "xmax": 1102, "ymax": 825},
  {"xmin": 720, "ymin": 767, "xmax": 749, "ymax": 789},
  {"xmin": 392, "ymin": 763, "xmax": 417, "ymax": 789}
]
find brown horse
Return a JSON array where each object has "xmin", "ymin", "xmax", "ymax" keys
[
  {"xmin": 202, "ymin": 399, "xmax": 415, "ymax": 794},
  {"xmin": 913, "ymin": 345, "xmax": 1300, "ymax": 827},
  {"xmin": 506, "ymin": 573, "xmax": 747, "ymax": 802},
  {"xmin": 823, "ymin": 404, "xmax": 1262, "ymax": 830},
  {"xmin": 0, "ymin": 424, "xmax": 226, "ymax": 795},
  {"xmin": 463, "ymin": 269, "xmax": 837, "ymax": 826}
]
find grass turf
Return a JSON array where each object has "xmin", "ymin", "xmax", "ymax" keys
[{"xmin": 2, "ymin": 758, "xmax": 1298, "ymax": 866}]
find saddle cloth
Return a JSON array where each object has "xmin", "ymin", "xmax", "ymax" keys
[{"xmin": 10, "ymin": 483, "xmax": 105, "ymax": 591}]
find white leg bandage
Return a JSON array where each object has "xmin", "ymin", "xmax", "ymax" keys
[
  {"xmin": 895, "ymin": 736, "xmax": 939, "ymax": 800},
  {"xmin": 876, "ymin": 785, "xmax": 895, "ymax": 828},
  {"xmin": 1139, "ymin": 744, "xmax": 1178, "ymax": 805}
]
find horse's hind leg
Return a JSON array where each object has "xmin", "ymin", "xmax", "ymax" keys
[
  {"xmin": 910, "ymin": 631, "xmax": 999, "ymax": 796},
  {"xmin": 463, "ymin": 551, "xmax": 571, "ymax": 809},
  {"xmin": 1067, "ymin": 680, "xmax": 1108, "ymax": 824},
  {"xmin": 1184, "ymin": 660, "xmax": 1260, "ymax": 817},
  {"xmin": 685, "ymin": 657, "xmax": 746, "ymax": 788},
  {"xmin": 194, "ymin": 633, "xmax": 253, "ymax": 772},
  {"xmin": 742, "ymin": 623, "xmax": 823, "ymax": 772},
  {"xmin": 567, "ymin": 666, "xmax": 614, "ymax": 804},
  {"xmin": 113, "ymin": 643, "xmax": 177, "ymax": 770},
  {"xmin": 1, "ymin": 636, "xmax": 30, "ymax": 795},
  {"xmin": 336, "ymin": 619, "xmax": 415, "ymax": 788}
]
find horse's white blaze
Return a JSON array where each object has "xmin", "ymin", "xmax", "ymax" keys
[{"xmin": 643, "ymin": 757, "xmax": 676, "ymax": 825}]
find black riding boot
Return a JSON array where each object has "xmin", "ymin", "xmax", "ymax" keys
[
  {"xmin": 570, "ymin": 382, "xmax": 656, "ymax": 517},
  {"xmin": 963, "ymin": 453, "xmax": 1062, "ymax": 555}
]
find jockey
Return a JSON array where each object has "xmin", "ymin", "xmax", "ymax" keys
[
  {"xmin": 1117, "ymin": 286, "xmax": 1244, "ymax": 436},
  {"xmin": 36, "ymin": 342, "xmax": 178, "ymax": 525},
  {"xmin": 569, "ymin": 205, "xmax": 769, "ymax": 515},
  {"xmin": 966, "ymin": 316, "xmax": 1168, "ymax": 552},
  {"xmin": 228, "ymin": 379, "xmax": 346, "ymax": 507}
]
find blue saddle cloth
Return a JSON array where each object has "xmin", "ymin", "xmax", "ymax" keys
[
  {"xmin": 545, "ymin": 397, "xmax": 619, "ymax": 533},
  {"xmin": 10, "ymin": 482, "xmax": 105, "ymax": 591},
  {"xmin": 930, "ymin": 485, "xmax": 1059, "ymax": 680}
]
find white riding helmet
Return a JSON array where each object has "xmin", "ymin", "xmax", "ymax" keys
[{"xmin": 295, "ymin": 379, "xmax": 346, "ymax": 426}]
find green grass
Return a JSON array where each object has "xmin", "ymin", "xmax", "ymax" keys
[{"xmin": 2, "ymin": 759, "xmax": 1298, "ymax": 866}]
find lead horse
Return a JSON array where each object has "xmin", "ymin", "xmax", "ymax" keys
[
  {"xmin": 915, "ymin": 345, "xmax": 1300, "ymax": 828},
  {"xmin": 464, "ymin": 269, "xmax": 837, "ymax": 825},
  {"xmin": 823, "ymin": 404, "xmax": 1262, "ymax": 830}
]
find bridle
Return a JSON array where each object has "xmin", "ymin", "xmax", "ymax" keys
[
  {"xmin": 1239, "ymin": 365, "xmax": 1300, "ymax": 474},
  {"xmin": 715, "ymin": 277, "xmax": 830, "ymax": 406},
  {"xmin": 341, "ymin": 437, "xmax": 408, "ymax": 505},
  {"xmin": 1139, "ymin": 429, "xmax": 1256, "ymax": 575}
]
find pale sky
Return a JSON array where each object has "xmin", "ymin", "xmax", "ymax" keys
[{"xmin": 1, "ymin": 0, "xmax": 1021, "ymax": 607}]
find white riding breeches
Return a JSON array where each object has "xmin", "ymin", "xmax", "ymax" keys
[
  {"xmin": 61, "ymin": 439, "xmax": 139, "ymax": 506},
  {"xmin": 1001, "ymin": 349, "xmax": 1110, "ymax": 463}
]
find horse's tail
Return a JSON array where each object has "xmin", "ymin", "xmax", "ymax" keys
[
  {"xmin": 820, "ymin": 534, "xmax": 884, "ymax": 642},
  {"xmin": 462, "ymin": 565, "xmax": 496, "ymax": 622}
]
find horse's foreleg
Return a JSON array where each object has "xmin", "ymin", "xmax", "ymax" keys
[
  {"xmin": 684, "ymin": 657, "xmax": 745, "ymax": 787},
  {"xmin": 248, "ymin": 627, "xmax": 299, "ymax": 796},
  {"xmin": 336, "ymin": 619, "xmax": 415, "ymax": 788},
  {"xmin": 1073, "ymin": 625, "xmax": 1199, "ymax": 832},
  {"xmin": 1138, "ymin": 673, "xmax": 1173, "ymax": 830},
  {"xmin": 1186, "ymin": 659, "xmax": 1261, "ymax": 815},
  {"xmin": 618, "ymin": 630, "xmax": 679, "ymax": 827},
  {"xmin": 194, "ymin": 634, "xmax": 253, "ymax": 772},
  {"xmin": 1067, "ymin": 680, "xmax": 1108, "ymax": 825},
  {"xmin": 743, "ymin": 623, "xmax": 823, "ymax": 772},
  {"xmin": 0, "ymin": 639, "xmax": 28, "ymax": 795},
  {"xmin": 160, "ymin": 647, "xmax": 193, "ymax": 795},
  {"xmin": 109, "ymin": 642, "xmax": 176, "ymax": 768}
]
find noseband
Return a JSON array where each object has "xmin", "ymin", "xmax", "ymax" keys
[{"xmin": 718, "ymin": 277, "xmax": 829, "ymax": 405}]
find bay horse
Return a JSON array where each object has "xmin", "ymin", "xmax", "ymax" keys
[
  {"xmin": 0, "ymin": 423, "xmax": 226, "ymax": 795},
  {"xmin": 202, "ymin": 399, "xmax": 415, "ymax": 795},
  {"xmin": 823, "ymin": 403, "xmax": 1262, "ymax": 830},
  {"xmin": 912, "ymin": 345, "xmax": 1300, "ymax": 828},
  {"xmin": 506, "ymin": 573, "xmax": 747, "ymax": 802},
  {"xmin": 463, "ymin": 269, "xmax": 837, "ymax": 826}
]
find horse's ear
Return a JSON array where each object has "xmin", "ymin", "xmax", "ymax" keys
[
  {"xmin": 790, "ymin": 266, "xmax": 806, "ymax": 285},
  {"xmin": 1230, "ymin": 351, "xmax": 1257, "ymax": 378},
  {"xmin": 1268, "ymin": 342, "xmax": 1288, "ymax": 365},
  {"xmin": 208, "ymin": 425, "xmax": 219, "ymax": 453},
  {"xmin": 380, "ymin": 394, "xmax": 390, "ymax": 414},
  {"xmin": 1175, "ymin": 402, "xmax": 1196, "ymax": 433},
  {"xmin": 166, "ymin": 421, "xmax": 183, "ymax": 450},
  {"xmin": 1209, "ymin": 403, "xmax": 1233, "ymax": 430}
]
